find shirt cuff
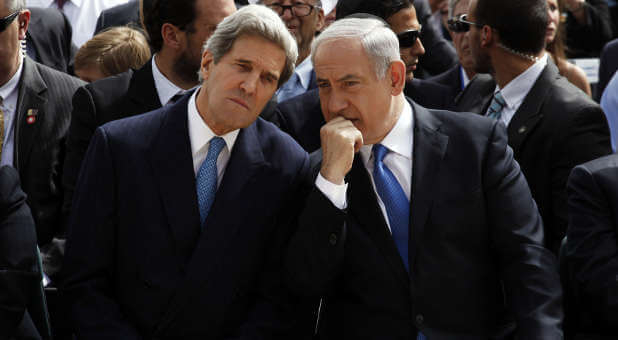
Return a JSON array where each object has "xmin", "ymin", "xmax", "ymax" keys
[{"xmin": 315, "ymin": 173, "xmax": 348, "ymax": 210}]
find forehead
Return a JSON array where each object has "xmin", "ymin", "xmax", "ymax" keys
[
  {"xmin": 467, "ymin": 0, "xmax": 478, "ymax": 17},
  {"xmin": 262, "ymin": 0, "xmax": 317, "ymax": 4},
  {"xmin": 387, "ymin": 6, "xmax": 420, "ymax": 34},
  {"xmin": 453, "ymin": 0, "xmax": 471, "ymax": 14},
  {"xmin": 224, "ymin": 34, "xmax": 286, "ymax": 72},
  {"xmin": 314, "ymin": 38, "xmax": 374, "ymax": 79}
]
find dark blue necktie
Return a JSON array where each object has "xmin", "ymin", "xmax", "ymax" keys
[
  {"xmin": 372, "ymin": 144, "xmax": 410, "ymax": 272},
  {"xmin": 196, "ymin": 137, "xmax": 225, "ymax": 226}
]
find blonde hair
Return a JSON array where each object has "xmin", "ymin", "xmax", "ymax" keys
[{"xmin": 74, "ymin": 27, "xmax": 151, "ymax": 77}]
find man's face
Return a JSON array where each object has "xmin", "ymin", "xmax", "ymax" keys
[
  {"xmin": 175, "ymin": 0, "xmax": 236, "ymax": 84},
  {"xmin": 199, "ymin": 34, "xmax": 286, "ymax": 134},
  {"xmin": 262, "ymin": 0, "xmax": 324, "ymax": 57},
  {"xmin": 387, "ymin": 6, "xmax": 425, "ymax": 81},
  {"xmin": 465, "ymin": 0, "xmax": 492, "ymax": 73},
  {"xmin": 0, "ymin": 3, "xmax": 28, "ymax": 78},
  {"xmin": 315, "ymin": 38, "xmax": 398, "ymax": 145},
  {"xmin": 449, "ymin": 0, "xmax": 475, "ymax": 72}
]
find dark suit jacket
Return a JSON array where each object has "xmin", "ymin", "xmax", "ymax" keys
[
  {"xmin": 596, "ymin": 38, "xmax": 618, "ymax": 101},
  {"xmin": 62, "ymin": 59, "xmax": 161, "ymax": 222},
  {"xmin": 61, "ymin": 93, "xmax": 311, "ymax": 338},
  {"xmin": 14, "ymin": 57, "xmax": 84, "ymax": 249},
  {"xmin": 414, "ymin": 0, "xmax": 458, "ymax": 76},
  {"xmin": 273, "ymin": 79, "xmax": 455, "ymax": 153},
  {"xmin": 94, "ymin": 1, "xmax": 141, "ymax": 34},
  {"xmin": 566, "ymin": 154, "xmax": 618, "ymax": 334},
  {"xmin": 26, "ymin": 7, "xmax": 77, "ymax": 74},
  {"xmin": 286, "ymin": 99, "xmax": 563, "ymax": 339},
  {"xmin": 566, "ymin": 0, "xmax": 614, "ymax": 58},
  {"xmin": 0, "ymin": 166, "xmax": 42, "ymax": 340},
  {"xmin": 457, "ymin": 62, "xmax": 612, "ymax": 254}
]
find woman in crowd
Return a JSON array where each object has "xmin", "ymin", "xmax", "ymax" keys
[
  {"xmin": 546, "ymin": 0, "xmax": 592, "ymax": 96},
  {"xmin": 74, "ymin": 26, "xmax": 151, "ymax": 82}
]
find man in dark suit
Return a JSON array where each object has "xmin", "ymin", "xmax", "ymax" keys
[
  {"xmin": 566, "ymin": 154, "xmax": 618, "ymax": 336},
  {"xmin": 461, "ymin": 0, "xmax": 612, "ymax": 254},
  {"xmin": 0, "ymin": 166, "xmax": 42, "ymax": 340},
  {"xmin": 62, "ymin": 5, "xmax": 311, "ymax": 338},
  {"xmin": 94, "ymin": 1, "xmax": 140, "ymax": 34},
  {"xmin": 0, "ymin": 0, "xmax": 84, "ymax": 278},
  {"xmin": 62, "ymin": 0, "xmax": 236, "ymax": 221},
  {"xmin": 596, "ymin": 38, "xmax": 618, "ymax": 101},
  {"xmin": 26, "ymin": 7, "xmax": 76, "ymax": 74},
  {"xmin": 285, "ymin": 17, "xmax": 563, "ymax": 339}
]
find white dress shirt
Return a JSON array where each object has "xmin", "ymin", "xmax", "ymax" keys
[
  {"xmin": 486, "ymin": 53, "xmax": 548, "ymax": 126},
  {"xmin": 187, "ymin": 89, "xmax": 239, "ymax": 187},
  {"xmin": 0, "ymin": 57, "xmax": 24, "ymax": 166},
  {"xmin": 152, "ymin": 55, "xmax": 189, "ymax": 106},
  {"xmin": 27, "ymin": 0, "xmax": 130, "ymax": 48},
  {"xmin": 316, "ymin": 100, "xmax": 414, "ymax": 233}
]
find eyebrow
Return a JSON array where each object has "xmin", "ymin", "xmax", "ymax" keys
[{"xmin": 316, "ymin": 74, "xmax": 361, "ymax": 83}]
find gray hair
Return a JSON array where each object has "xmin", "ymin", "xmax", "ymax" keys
[
  {"xmin": 7, "ymin": 0, "xmax": 25, "ymax": 11},
  {"xmin": 202, "ymin": 4, "xmax": 298, "ymax": 87},
  {"xmin": 257, "ymin": 0, "xmax": 323, "ymax": 8},
  {"xmin": 311, "ymin": 17, "xmax": 400, "ymax": 79}
]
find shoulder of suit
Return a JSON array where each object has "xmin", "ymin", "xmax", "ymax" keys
[
  {"xmin": 30, "ymin": 59, "xmax": 85, "ymax": 90},
  {"xmin": 82, "ymin": 68, "xmax": 134, "ymax": 99},
  {"xmin": 253, "ymin": 118, "xmax": 308, "ymax": 162}
]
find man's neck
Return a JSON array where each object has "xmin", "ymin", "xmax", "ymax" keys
[
  {"xmin": 154, "ymin": 53, "xmax": 198, "ymax": 90},
  {"xmin": 491, "ymin": 49, "xmax": 538, "ymax": 89},
  {"xmin": 0, "ymin": 55, "xmax": 21, "ymax": 88},
  {"xmin": 297, "ymin": 48, "xmax": 310, "ymax": 67}
]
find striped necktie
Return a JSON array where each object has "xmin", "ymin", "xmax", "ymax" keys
[{"xmin": 487, "ymin": 91, "xmax": 507, "ymax": 120}]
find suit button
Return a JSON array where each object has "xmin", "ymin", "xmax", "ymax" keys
[
  {"xmin": 415, "ymin": 314, "xmax": 424, "ymax": 325},
  {"xmin": 329, "ymin": 233, "xmax": 338, "ymax": 246},
  {"xmin": 143, "ymin": 279, "xmax": 152, "ymax": 289}
]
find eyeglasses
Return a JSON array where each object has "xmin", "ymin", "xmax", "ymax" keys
[
  {"xmin": 397, "ymin": 28, "xmax": 421, "ymax": 48},
  {"xmin": 447, "ymin": 14, "xmax": 483, "ymax": 33},
  {"xmin": 266, "ymin": 3, "xmax": 319, "ymax": 17},
  {"xmin": 0, "ymin": 11, "xmax": 19, "ymax": 32}
]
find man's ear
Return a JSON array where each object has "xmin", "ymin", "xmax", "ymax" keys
[
  {"xmin": 161, "ymin": 23, "xmax": 183, "ymax": 50},
  {"xmin": 200, "ymin": 49, "xmax": 214, "ymax": 82},
  {"xmin": 480, "ymin": 25, "xmax": 493, "ymax": 48},
  {"xmin": 389, "ymin": 60, "xmax": 406, "ymax": 96},
  {"xmin": 315, "ymin": 8, "xmax": 326, "ymax": 32},
  {"xmin": 17, "ymin": 10, "xmax": 30, "ymax": 40}
]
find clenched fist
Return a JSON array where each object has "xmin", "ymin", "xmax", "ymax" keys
[{"xmin": 320, "ymin": 117, "xmax": 364, "ymax": 185}]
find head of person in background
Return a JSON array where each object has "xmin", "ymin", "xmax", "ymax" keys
[
  {"xmin": 74, "ymin": 26, "xmax": 151, "ymax": 82},
  {"xmin": 197, "ymin": 4, "xmax": 297, "ymax": 134},
  {"xmin": 545, "ymin": 0, "xmax": 591, "ymax": 95},
  {"xmin": 336, "ymin": 0, "xmax": 425, "ymax": 81},
  {"xmin": 260, "ymin": 0, "xmax": 324, "ymax": 66},
  {"xmin": 445, "ymin": 0, "xmax": 476, "ymax": 80},
  {"xmin": 141, "ymin": 0, "xmax": 236, "ymax": 89}
]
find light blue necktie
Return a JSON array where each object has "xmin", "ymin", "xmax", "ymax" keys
[
  {"xmin": 372, "ymin": 144, "xmax": 410, "ymax": 272},
  {"xmin": 196, "ymin": 137, "xmax": 225, "ymax": 226},
  {"xmin": 487, "ymin": 91, "xmax": 507, "ymax": 120},
  {"xmin": 276, "ymin": 72, "xmax": 303, "ymax": 103}
]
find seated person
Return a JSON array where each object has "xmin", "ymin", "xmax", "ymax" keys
[{"xmin": 74, "ymin": 26, "xmax": 151, "ymax": 82}]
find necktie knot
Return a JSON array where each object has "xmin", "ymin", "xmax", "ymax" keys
[
  {"xmin": 207, "ymin": 136, "xmax": 225, "ymax": 160},
  {"xmin": 372, "ymin": 144, "xmax": 388, "ymax": 165},
  {"xmin": 487, "ymin": 91, "xmax": 506, "ymax": 120}
]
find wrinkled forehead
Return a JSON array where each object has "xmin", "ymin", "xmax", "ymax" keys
[{"xmin": 453, "ymin": 0, "xmax": 471, "ymax": 15}]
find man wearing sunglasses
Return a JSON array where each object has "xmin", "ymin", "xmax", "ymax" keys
[
  {"xmin": 261, "ymin": 0, "xmax": 324, "ymax": 103},
  {"xmin": 0, "ymin": 0, "xmax": 84, "ymax": 281},
  {"xmin": 460, "ymin": 0, "xmax": 611, "ymax": 256}
]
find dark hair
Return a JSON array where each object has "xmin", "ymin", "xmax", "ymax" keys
[
  {"xmin": 141, "ymin": 0, "xmax": 198, "ymax": 52},
  {"xmin": 475, "ymin": 0, "xmax": 548, "ymax": 55},
  {"xmin": 336, "ymin": 0, "xmax": 413, "ymax": 21}
]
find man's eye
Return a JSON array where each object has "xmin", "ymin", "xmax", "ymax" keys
[
  {"xmin": 344, "ymin": 81, "xmax": 359, "ymax": 87},
  {"xmin": 317, "ymin": 83, "xmax": 330, "ymax": 88}
]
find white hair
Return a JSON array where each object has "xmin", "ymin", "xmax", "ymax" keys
[
  {"xmin": 311, "ymin": 17, "xmax": 400, "ymax": 79},
  {"xmin": 202, "ymin": 4, "xmax": 298, "ymax": 87}
]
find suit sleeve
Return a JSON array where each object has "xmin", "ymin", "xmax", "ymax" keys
[
  {"xmin": 62, "ymin": 86, "xmax": 100, "ymax": 226},
  {"xmin": 483, "ymin": 122, "xmax": 564, "ymax": 338},
  {"xmin": 61, "ymin": 128, "xmax": 142, "ymax": 339},
  {"xmin": 567, "ymin": 164, "xmax": 618, "ymax": 327}
]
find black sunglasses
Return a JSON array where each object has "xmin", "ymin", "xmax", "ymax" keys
[
  {"xmin": 0, "ymin": 11, "xmax": 19, "ymax": 32},
  {"xmin": 447, "ymin": 14, "xmax": 483, "ymax": 33},
  {"xmin": 397, "ymin": 28, "xmax": 421, "ymax": 48}
]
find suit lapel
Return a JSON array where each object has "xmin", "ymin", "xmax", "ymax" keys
[
  {"xmin": 15, "ymin": 58, "xmax": 46, "ymax": 171},
  {"xmin": 126, "ymin": 59, "xmax": 161, "ymax": 114},
  {"xmin": 507, "ymin": 63, "xmax": 557, "ymax": 154},
  {"xmin": 409, "ymin": 102, "xmax": 448, "ymax": 268}
]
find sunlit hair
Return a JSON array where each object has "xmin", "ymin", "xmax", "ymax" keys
[
  {"xmin": 311, "ymin": 17, "xmax": 400, "ymax": 79},
  {"xmin": 74, "ymin": 27, "xmax": 151, "ymax": 78},
  {"xmin": 202, "ymin": 4, "xmax": 298, "ymax": 87},
  {"xmin": 7, "ymin": 0, "xmax": 25, "ymax": 11}
]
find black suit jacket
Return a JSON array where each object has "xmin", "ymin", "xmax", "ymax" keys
[
  {"xmin": 414, "ymin": 0, "xmax": 458, "ymax": 77},
  {"xmin": 273, "ymin": 79, "xmax": 455, "ymax": 153},
  {"xmin": 94, "ymin": 1, "xmax": 141, "ymax": 34},
  {"xmin": 14, "ymin": 57, "xmax": 84, "ymax": 248},
  {"xmin": 566, "ymin": 0, "xmax": 613, "ymax": 58},
  {"xmin": 26, "ymin": 7, "xmax": 77, "ymax": 74},
  {"xmin": 428, "ymin": 64, "xmax": 470, "ymax": 108},
  {"xmin": 61, "ymin": 93, "xmax": 311, "ymax": 338},
  {"xmin": 63, "ymin": 59, "xmax": 161, "ymax": 220},
  {"xmin": 0, "ymin": 166, "xmax": 42, "ymax": 340},
  {"xmin": 566, "ymin": 154, "xmax": 618, "ymax": 334},
  {"xmin": 458, "ymin": 62, "xmax": 612, "ymax": 254},
  {"xmin": 286, "ymin": 99, "xmax": 563, "ymax": 339}
]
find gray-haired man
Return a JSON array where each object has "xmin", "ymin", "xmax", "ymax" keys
[{"xmin": 62, "ymin": 5, "xmax": 311, "ymax": 338}]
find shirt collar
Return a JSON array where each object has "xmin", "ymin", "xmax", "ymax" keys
[
  {"xmin": 360, "ymin": 99, "xmax": 414, "ymax": 166},
  {"xmin": 295, "ymin": 56, "xmax": 314, "ymax": 91},
  {"xmin": 70, "ymin": 0, "xmax": 83, "ymax": 7},
  {"xmin": 0, "ymin": 56, "xmax": 23, "ymax": 105},
  {"xmin": 460, "ymin": 65, "xmax": 470, "ymax": 89},
  {"xmin": 152, "ymin": 55, "xmax": 185, "ymax": 106},
  {"xmin": 188, "ymin": 88, "xmax": 240, "ymax": 159},
  {"xmin": 496, "ymin": 53, "xmax": 548, "ymax": 110}
]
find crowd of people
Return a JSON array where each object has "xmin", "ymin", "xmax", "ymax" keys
[{"xmin": 1, "ymin": 0, "xmax": 618, "ymax": 339}]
